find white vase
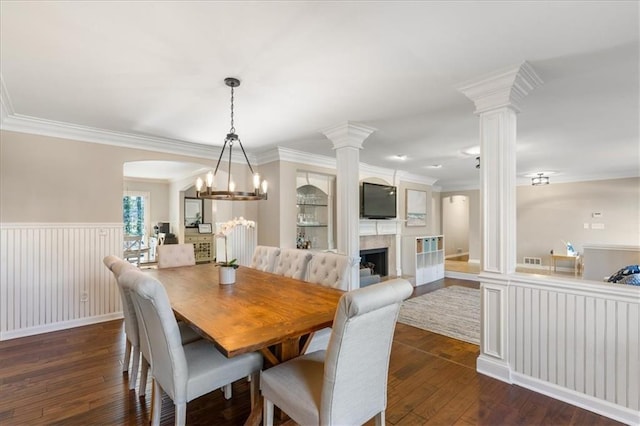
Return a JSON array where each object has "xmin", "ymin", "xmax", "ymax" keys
[{"xmin": 219, "ymin": 266, "xmax": 236, "ymax": 285}]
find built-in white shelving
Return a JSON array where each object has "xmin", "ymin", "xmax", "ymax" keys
[{"xmin": 402, "ymin": 235, "xmax": 445, "ymax": 285}]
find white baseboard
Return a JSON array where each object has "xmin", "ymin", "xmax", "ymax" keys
[
  {"xmin": 468, "ymin": 258, "xmax": 480, "ymax": 264},
  {"xmin": 0, "ymin": 312, "xmax": 123, "ymax": 341},
  {"xmin": 511, "ymin": 372, "xmax": 640, "ymax": 426},
  {"xmin": 445, "ymin": 270, "xmax": 480, "ymax": 281},
  {"xmin": 476, "ymin": 355, "xmax": 512, "ymax": 383}
]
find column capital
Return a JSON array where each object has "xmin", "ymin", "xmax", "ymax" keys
[
  {"xmin": 457, "ymin": 61, "xmax": 543, "ymax": 114},
  {"xmin": 320, "ymin": 121, "xmax": 377, "ymax": 150}
]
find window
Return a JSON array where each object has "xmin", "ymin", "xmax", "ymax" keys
[{"xmin": 123, "ymin": 191, "xmax": 150, "ymax": 242}]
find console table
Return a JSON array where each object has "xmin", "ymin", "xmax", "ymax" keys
[{"xmin": 550, "ymin": 254, "xmax": 581, "ymax": 276}]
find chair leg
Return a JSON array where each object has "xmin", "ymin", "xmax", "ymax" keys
[
  {"xmin": 249, "ymin": 372, "xmax": 260, "ymax": 409},
  {"xmin": 151, "ymin": 379, "xmax": 162, "ymax": 426},
  {"xmin": 139, "ymin": 357, "xmax": 149, "ymax": 397},
  {"xmin": 375, "ymin": 410, "xmax": 385, "ymax": 426},
  {"xmin": 223, "ymin": 383, "xmax": 232, "ymax": 400},
  {"xmin": 175, "ymin": 402, "xmax": 186, "ymax": 426},
  {"xmin": 263, "ymin": 398, "xmax": 274, "ymax": 426},
  {"xmin": 123, "ymin": 339, "xmax": 132, "ymax": 373},
  {"xmin": 129, "ymin": 345, "xmax": 140, "ymax": 390}
]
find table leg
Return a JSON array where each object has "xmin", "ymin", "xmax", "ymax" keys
[{"xmin": 245, "ymin": 338, "xmax": 302, "ymax": 425}]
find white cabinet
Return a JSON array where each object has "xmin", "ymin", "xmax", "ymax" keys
[{"xmin": 402, "ymin": 235, "xmax": 444, "ymax": 285}]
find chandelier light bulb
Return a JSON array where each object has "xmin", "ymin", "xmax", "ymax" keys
[
  {"xmin": 261, "ymin": 180, "xmax": 268, "ymax": 194},
  {"xmin": 253, "ymin": 173, "xmax": 261, "ymax": 190},
  {"xmin": 229, "ymin": 178, "xmax": 236, "ymax": 192},
  {"xmin": 206, "ymin": 171, "xmax": 214, "ymax": 188},
  {"xmin": 196, "ymin": 177, "xmax": 203, "ymax": 192}
]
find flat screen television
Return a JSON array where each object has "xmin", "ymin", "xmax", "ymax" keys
[{"xmin": 361, "ymin": 182, "xmax": 397, "ymax": 219}]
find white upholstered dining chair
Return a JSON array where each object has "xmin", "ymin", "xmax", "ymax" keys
[
  {"xmin": 104, "ymin": 255, "xmax": 140, "ymax": 387},
  {"xmin": 157, "ymin": 243, "xmax": 196, "ymax": 269},
  {"xmin": 250, "ymin": 245, "xmax": 281, "ymax": 273},
  {"xmin": 260, "ymin": 279, "xmax": 413, "ymax": 426},
  {"xmin": 303, "ymin": 252, "xmax": 355, "ymax": 353},
  {"xmin": 273, "ymin": 248, "xmax": 312, "ymax": 280},
  {"xmin": 120, "ymin": 267, "xmax": 263, "ymax": 426},
  {"xmin": 103, "ymin": 256, "xmax": 201, "ymax": 396}
]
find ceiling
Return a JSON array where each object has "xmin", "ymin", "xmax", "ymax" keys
[{"xmin": 1, "ymin": 1, "xmax": 638, "ymax": 190}]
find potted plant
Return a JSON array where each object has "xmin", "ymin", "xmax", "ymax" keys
[{"xmin": 215, "ymin": 217, "xmax": 255, "ymax": 284}]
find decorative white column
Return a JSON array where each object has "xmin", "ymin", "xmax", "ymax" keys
[
  {"xmin": 321, "ymin": 121, "xmax": 376, "ymax": 290},
  {"xmin": 458, "ymin": 62, "xmax": 542, "ymax": 381}
]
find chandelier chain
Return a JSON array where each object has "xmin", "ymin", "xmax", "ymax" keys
[{"xmin": 229, "ymin": 85, "xmax": 235, "ymax": 134}]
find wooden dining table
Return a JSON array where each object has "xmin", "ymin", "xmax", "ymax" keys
[{"xmin": 144, "ymin": 262, "xmax": 344, "ymax": 366}]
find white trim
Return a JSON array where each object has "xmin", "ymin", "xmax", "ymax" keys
[
  {"xmin": 0, "ymin": 312, "xmax": 123, "ymax": 341},
  {"xmin": 511, "ymin": 372, "xmax": 640, "ymax": 426},
  {"xmin": 0, "ymin": 111, "xmax": 260, "ymax": 166},
  {"xmin": 476, "ymin": 354, "xmax": 512, "ymax": 382},
  {"xmin": 0, "ymin": 222, "xmax": 123, "ymax": 229}
]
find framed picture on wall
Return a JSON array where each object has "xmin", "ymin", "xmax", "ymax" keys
[
  {"xmin": 406, "ymin": 189, "xmax": 427, "ymax": 227},
  {"xmin": 198, "ymin": 223, "xmax": 212, "ymax": 234}
]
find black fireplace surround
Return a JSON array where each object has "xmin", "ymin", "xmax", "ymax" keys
[{"xmin": 359, "ymin": 247, "xmax": 388, "ymax": 276}]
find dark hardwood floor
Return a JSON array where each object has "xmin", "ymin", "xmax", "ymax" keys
[{"xmin": 0, "ymin": 278, "xmax": 621, "ymax": 425}]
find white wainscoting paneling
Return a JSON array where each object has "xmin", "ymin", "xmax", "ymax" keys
[
  {"xmin": 509, "ymin": 282, "xmax": 640, "ymax": 409},
  {"xmin": 506, "ymin": 277, "xmax": 640, "ymax": 424},
  {"xmin": 0, "ymin": 223, "xmax": 123, "ymax": 340}
]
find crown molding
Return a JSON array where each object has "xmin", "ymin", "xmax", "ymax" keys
[
  {"xmin": 396, "ymin": 170, "xmax": 439, "ymax": 186},
  {"xmin": 457, "ymin": 61, "xmax": 543, "ymax": 114},
  {"xmin": 0, "ymin": 110, "xmax": 262, "ymax": 166},
  {"xmin": 258, "ymin": 146, "xmax": 337, "ymax": 170}
]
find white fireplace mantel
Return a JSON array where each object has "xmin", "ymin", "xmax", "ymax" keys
[{"xmin": 359, "ymin": 219, "xmax": 402, "ymax": 236}]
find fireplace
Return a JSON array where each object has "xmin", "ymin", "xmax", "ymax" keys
[{"xmin": 360, "ymin": 247, "xmax": 389, "ymax": 276}]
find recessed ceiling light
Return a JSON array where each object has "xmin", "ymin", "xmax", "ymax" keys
[
  {"xmin": 462, "ymin": 145, "xmax": 480, "ymax": 156},
  {"xmin": 392, "ymin": 154, "xmax": 407, "ymax": 161},
  {"xmin": 425, "ymin": 164, "xmax": 442, "ymax": 169}
]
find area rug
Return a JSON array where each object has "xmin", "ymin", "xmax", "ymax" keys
[{"xmin": 398, "ymin": 285, "xmax": 480, "ymax": 345}]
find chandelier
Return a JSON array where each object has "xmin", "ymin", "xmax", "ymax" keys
[
  {"xmin": 195, "ymin": 77, "xmax": 268, "ymax": 201},
  {"xmin": 531, "ymin": 173, "xmax": 550, "ymax": 186}
]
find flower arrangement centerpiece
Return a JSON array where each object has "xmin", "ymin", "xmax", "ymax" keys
[{"xmin": 215, "ymin": 217, "xmax": 255, "ymax": 284}]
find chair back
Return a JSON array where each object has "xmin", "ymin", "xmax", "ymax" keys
[
  {"xmin": 306, "ymin": 252, "xmax": 354, "ymax": 290},
  {"xmin": 273, "ymin": 248, "xmax": 313, "ymax": 280},
  {"xmin": 124, "ymin": 235, "xmax": 144, "ymax": 265},
  {"xmin": 119, "ymin": 268, "xmax": 188, "ymax": 403},
  {"xmin": 157, "ymin": 243, "xmax": 196, "ymax": 269},
  {"xmin": 103, "ymin": 256, "xmax": 140, "ymax": 347},
  {"xmin": 250, "ymin": 246, "xmax": 281, "ymax": 273},
  {"xmin": 321, "ymin": 279, "xmax": 413, "ymax": 425}
]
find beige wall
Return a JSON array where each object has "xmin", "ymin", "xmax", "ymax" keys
[
  {"xmin": 1, "ymin": 131, "xmax": 124, "ymax": 222},
  {"xmin": 442, "ymin": 194, "xmax": 470, "ymax": 257},
  {"xmin": 256, "ymin": 160, "xmax": 281, "ymax": 247},
  {"xmin": 441, "ymin": 189, "xmax": 481, "ymax": 261},
  {"xmin": 0, "ymin": 130, "xmax": 257, "ymax": 229},
  {"xmin": 441, "ymin": 178, "xmax": 640, "ymax": 267},
  {"xmin": 517, "ymin": 177, "xmax": 640, "ymax": 264}
]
